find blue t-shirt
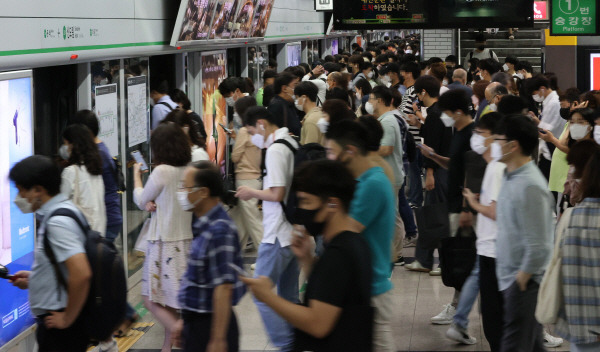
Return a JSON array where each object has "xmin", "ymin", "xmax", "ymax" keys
[
  {"xmin": 349, "ymin": 166, "xmax": 395, "ymax": 296},
  {"xmin": 98, "ymin": 142, "xmax": 122, "ymax": 226}
]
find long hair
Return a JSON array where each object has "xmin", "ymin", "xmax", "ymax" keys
[
  {"xmin": 161, "ymin": 109, "xmax": 206, "ymax": 149},
  {"xmin": 151, "ymin": 123, "xmax": 192, "ymax": 167},
  {"xmin": 62, "ymin": 124, "xmax": 103, "ymax": 176}
]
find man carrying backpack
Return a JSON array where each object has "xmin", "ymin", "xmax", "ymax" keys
[
  {"xmin": 235, "ymin": 107, "xmax": 300, "ymax": 351},
  {"xmin": 9, "ymin": 156, "xmax": 92, "ymax": 351}
]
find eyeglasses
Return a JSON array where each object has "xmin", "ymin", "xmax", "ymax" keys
[{"xmin": 178, "ymin": 182, "xmax": 201, "ymax": 191}]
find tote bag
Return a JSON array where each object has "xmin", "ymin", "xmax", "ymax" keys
[{"xmin": 536, "ymin": 207, "xmax": 574, "ymax": 324}]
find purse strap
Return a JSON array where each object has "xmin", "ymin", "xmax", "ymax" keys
[
  {"xmin": 73, "ymin": 165, "xmax": 80, "ymax": 206},
  {"xmin": 552, "ymin": 207, "xmax": 574, "ymax": 261}
]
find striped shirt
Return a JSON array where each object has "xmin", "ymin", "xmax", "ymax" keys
[
  {"xmin": 399, "ymin": 85, "xmax": 421, "ymax": 140},
  {"xmin": 557, "ymin": 198, "xmax": 600, "ymax": 345},
  {"xmin": 178, "ymin": 204, "xmax": 246, "ymax": 313}
]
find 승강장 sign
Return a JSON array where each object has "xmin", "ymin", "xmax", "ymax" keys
[{"xmin": 551, "ymin": 0, "xmax": 598, "ymax": 35}]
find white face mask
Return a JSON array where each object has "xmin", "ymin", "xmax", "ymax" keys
[
  {"xmin": 14, "ymin": 194, "xmax": 33, "ymax": 214},
  {"xmin": 59, "ymin": 144, "xmax": 70, "ymax": 160},
  {"xmin": 470, "ymin": 134, "xmax": 489, "ymax": 155},
  {"xmin": 251, "ymin": 133, "xmax": 264, "ymax": 148},
  {"xmin": 594, "ymin": 125, "xmax": 600, "ymax": 144},
  {"xmin": 490, "ymin": 141, "xmax": 511, "ymax": 161},
  {"xmin": 502, "ymin": 63, "xmax": 509, "ymax": 72},
  {"xmin": 326, "ymin": 83, "xmax": 330, "ymax": 90},
  {"xmin": 317, "ymin": 118, "xmax": 329, "ymax": 134},
  {"xmin": 489, "ymin": 103, "xmax": 497, "ymax": 112},
  {"xmin": 367, "ymin": 71, "xmax": 374, "ymax": 79},
  {"xmin": 532, "ymin": 93, "xmax": 545, "ymax": 103},
  {"xmin": 365, "ymin": 101, "xmax": 375, "ymax": 115},
  {"xmin": 442, "ymin": 80, "xmax": 448, "ymax": 87},
  {"xmin": 405, "ymin": 50, "xmax": 413, "ymax": 54},
  {"xmin": 294, "ymin": 98, "xmax": 304, "ymax": 111},
  {"xmin": 380, "ymin": 75, "xmax": 391, "ymax": 86},
  {"xmin": 225, "ymin": 96, "xmax": 235, "ymax": 107},
  {"xmin": 515, "ymin": 73, "xmax": 525, "ymax": 80},
  {"xmin": 440, "ymin": 112, "xmax": 455, "ymax": 127},
  {"xmin": 569, "ymin": 124, "xmax": 591, "ymax": 140},
  {"xmin": 177, "ymin": 190, "xmax": 200, "ymax": 211}
]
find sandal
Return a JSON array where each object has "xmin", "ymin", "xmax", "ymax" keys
[{"xmin": 114, "ymin": 313, "xmax": 140, "ymax": 338}]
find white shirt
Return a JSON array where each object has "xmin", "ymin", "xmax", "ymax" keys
[
  {"xmin": 439, "ymin": 86, "xmax": 450, "ymax": 96},
  {"xmin": 538, "ymin": 90, "xmax": 565, "ymax": 138},
  {"xmin": 302, "ymin": 74, "xmax": 327, "ymax": 105},
  {"xmin": 192, "ymin": 145, "xmax": 210, "ymax": 162},
  {"xmin": 262, "ymin": 127, "xmax": 298, "ymax": 247},
  {"xmin": 61, "ymin": 165, "xmax": 107, "ymax": 236},
  {"xmin": 134, "ymin": 165, "xmax": 193, "ymax": 242},
  {"xmin": 476, "ymin": 160, "xmax": 506, "ymax": 258}
]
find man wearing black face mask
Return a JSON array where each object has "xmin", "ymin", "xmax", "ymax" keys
[
  {"xmin": 464, "ymin": 34, "xmax": 498, "ymax": 70},
  {"xmin": 241, "ymin": 160, "xmax": 373, "ymax": 351}
]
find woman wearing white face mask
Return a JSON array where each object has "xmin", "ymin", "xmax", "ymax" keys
[
  {"xmin": 540, "ymin": 108, "xmax": 596, "ymax": 199},
  {"xmin": 133, "ymin": 124, "xmax": 193, "ymax": 352},
  {"xmin": 354, "ymin": 78, "xmax": 373, "ymax": 117}
]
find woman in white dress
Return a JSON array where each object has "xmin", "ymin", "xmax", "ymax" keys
[
  {"xmin": 133, "ymin": 123, "xmax": 193, "ymax": 352},
  {"xmin": 60, "ymin": 124, "xmax": 106, "ymax": 236}
]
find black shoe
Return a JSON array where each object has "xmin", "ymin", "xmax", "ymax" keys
[{"xmin": 394, "ymin": 256, "xmax": 406, "ymax": 266}]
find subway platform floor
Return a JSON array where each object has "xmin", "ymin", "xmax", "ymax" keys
[{"xmin": 128, "ymin": 247, "xmax": 569, "ymax": 352}]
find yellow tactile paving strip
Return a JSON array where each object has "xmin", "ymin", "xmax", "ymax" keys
[{"xmin": 87, "ymin": 322, "xmax": 155, "ymax": 352}]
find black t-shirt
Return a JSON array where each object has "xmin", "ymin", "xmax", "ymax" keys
[
  {"xmin": 293, "ymin": 231, "xmax": 373, "ymax": 352},
  {"xmin": 420, "ymin": 102, "xmax": 453, "ymax": 170},
  {"xmin": 447, "ymin": 122, "xmax": 474, "ymax": 214}
]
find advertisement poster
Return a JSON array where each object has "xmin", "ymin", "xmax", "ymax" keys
[
  {"xmin": 95, "ymin": 84, "xmax": 119, "ymax": 157},
  {"xmin": 202, "ymin": 52, "xmax": 227, "ymax": 166},
  {"xmin": 127, "ymin": 76, "xmax": 148, "ymax": 148},
  {"xmin": 232, "ymin": 0, "xmax": 257, "ymax": 38},
  {"xmin": 210, "ymin": 0, "xmax": 239, "ymax": 39},
  {"xmin": 250, "ymin": 0, "xmax": 275, "ymax": 37},
  {"xmin": 177, "ymin": 0, "xmax": 217, "ymax": 41},
  {"xmin": 0, "ymin": 72, "xmax": 35, "ymax": 347},
  {"xmin": 287, "ymin": 44, "xmax": 301, "ymax": 67}
]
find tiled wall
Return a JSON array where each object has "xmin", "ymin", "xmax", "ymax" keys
[{"xmin": 423, "ymin": 29, "xmax": 455, "ymax": 60}]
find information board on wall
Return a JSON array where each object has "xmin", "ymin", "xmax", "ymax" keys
[
  {"xmin": 95, "ymin": 84, "xmax": 119, "ymax": 157},
  {"xmin": 0, "ymin": 71, "xmax": 35, "ymax": 348},
  {"xmin": 127, "ymin": 76, "xmax": 148, "ymax": 148},
  {"xmin": 333, "ymin": 0, "xmax": 533, "ymax": 30},
  {"xmin": 551, "ymin": 0, "xmax": 598, "ymax": 35}
]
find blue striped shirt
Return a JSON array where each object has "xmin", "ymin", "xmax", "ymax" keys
[{"xmin": 178, "ymin": 204, "xmax": 246, "ymax": 313}]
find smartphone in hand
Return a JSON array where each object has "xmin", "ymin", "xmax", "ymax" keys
[
  {"xmin": 219, "ymin": 123, "xmax": 232, "ymax": 134},
  {"xmin": 228, "ymin": 263, "xmax": 251, "ymax": 277},
  {"xmin": 131, "ymin": 150, "xmax": 149, "ymax": 171}
]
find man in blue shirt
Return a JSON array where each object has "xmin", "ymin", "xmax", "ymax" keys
[
  {"xmin": 9, "ymin": 156, "xmax": 92, "ymax": 351},
  {"xmin": 493, "ymin": 115, "xmax": 553, "ymax": 352},
  {"xmin": 173, "ymin": 161, "xmax": 245, "ymax": 352},
  {"xmin": 325, "ymin": 120, "xmax": 396, "ymax": 352},
  {"xmin": 151, "ymin": 79, "xmax": 178, "ymax": 129}
]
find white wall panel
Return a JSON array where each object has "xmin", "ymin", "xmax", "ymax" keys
[{"xmin": 265, "ymin": 0, "xmax": 324, "ymax": 38}]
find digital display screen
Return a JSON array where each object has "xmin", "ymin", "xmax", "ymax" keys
[
  {"xmin": 333, "ymin": 0, "xmax": 534, "ymax": 30},
  {"xmin": 0, "ymin": 72, "xmax": 35, "ymax": 347},
  {"xmin": 209, "ymin": 0, "xmax": 239, "ymax": 39},
  {"xmin": 287, "ymin": 44, "xmax": 301, "ymax": 67},
  {"xmin": 332, "ymin": 39, "xmax": 339, "ymax": 55},
  {"xmin": 250, "ymin": 0, "xmax": 275, "ymax": 38}
]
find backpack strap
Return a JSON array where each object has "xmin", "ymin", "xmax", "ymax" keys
[
  {"xmin": 273, "ymin": 139, "xmax": 297, "ymax": 154},
  {"xmin": 42, "ymin": 208, "xmax": 89, "ymax": 297},
  {"xmin": 490, "ymin": 50, "xmax": 494, "ymax": 59},
  {"xmin": 156, "ymin": 102, "xmax": 174, "ymax": 111},
  {"xmin": 468, "ymin": 51, "xmax": 473, "ymax": 61}
]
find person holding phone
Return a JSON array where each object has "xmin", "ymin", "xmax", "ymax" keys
[
  {"xmin": 242, "ymin": 160, "xmax": 373, "ymax": 351},
  {"xmin": 171, "ymin": 161, "xmax": 245, "ymax": 352}
]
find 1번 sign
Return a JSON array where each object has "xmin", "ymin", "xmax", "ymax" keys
[{"xmin": 551, "ymin": 0, "xmax": 598, "ymax": 35}]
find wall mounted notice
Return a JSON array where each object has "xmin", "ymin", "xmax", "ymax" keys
[
  {"xmin": 127, "ymin": 76, "xmax": 148, "ymax": 148},
  {"xmin": 95, "ymin": 84, "xmax": 119, "ymax": 157},
  {"xmin": 0, "ymin": 71, "xmax": 36, "ymax": 348}
]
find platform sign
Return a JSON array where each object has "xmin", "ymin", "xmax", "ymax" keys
[{"xmin": 551, "ymin": 0, "xmax": 598, "ymax": 35}]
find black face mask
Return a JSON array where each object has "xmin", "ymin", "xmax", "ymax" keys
[
  {"xmin": 293, "ymin": 207, "xmax": 326, "ymax": 237},
  {"xmin": 477, "ymin": 45, "xmax": 486, "ymax": 51},
  {"xmin": 560, "ymin": 107, "xmax": 570, "ymax": 120}
]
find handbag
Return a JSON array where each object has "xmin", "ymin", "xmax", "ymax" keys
[
  {"xmin": 415, "ymin": 192, "xmax": 450, "ymax": 250},
  {"xmin": 134, "ymin": 217, "xmax": 151, "ymax": 253},
  {"xmin": 439, "ymin": 227, "xmax": 477, "ymax": 291},
  {"xmin": 536, "ymin": 207, "xmax": 573, "ymax": 324}
]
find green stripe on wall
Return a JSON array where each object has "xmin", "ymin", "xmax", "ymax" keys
[{"xmin": 0, "ymin": 41, "xmax": 168, "ymax": 57}]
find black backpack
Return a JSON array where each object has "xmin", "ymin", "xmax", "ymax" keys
[
  {"xmin": 42, "ymin": 208, "xmax": 127, "ymax": 341},
  {"xmin": 112, "ymin": 156, "xmax": 126, "ymax": 193},
  {"xmin": 271, "ymin": 140, "xmax": 326, "ymax": 223},
  {"xmin": 394, "ymin": 114, "xmax": 416, "ymax": 163}
]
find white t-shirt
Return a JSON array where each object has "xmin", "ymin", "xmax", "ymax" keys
[
  {"xmin": 302, "ymin": 74, "xmax": 327, "ymax": 106},
  {"xmin": 476, "ymin": 160, "xmax": 506, "ymax": 258},
  {"xmin": 60, "ymin": 165, "xmax": 107, "ymax": 236},
  {"xmin": 192, "ymin": 145, "xmax": 210, "ymax": 162},
  {"xmin": 262, "ymin": 127, "xmax": 298, "ymax": 247}
]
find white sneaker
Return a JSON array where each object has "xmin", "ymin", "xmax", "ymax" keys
[
  {"xmin": 90, "ymin": 339, "xmax": 118, "ymax": 352},
  {"xmin": 431, "ymin": 304, "xmax": 456, "ymax": 325},
  {"xmin": 429, "ymin": 267, "xmax": 442, "ymax": 276},
  {"xmin": 543, "ymin": 330, "xmax": 564, "ymax": 348},
  {"xmin": 405, "ymin": 260, "xmax": 431, "ymax": 272},
  {"xmin": 446, "ymin": 324, "xmax": 477, "ymax": 345}
]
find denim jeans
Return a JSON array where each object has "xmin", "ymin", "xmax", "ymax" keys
[
  {"xmin": 105, "ymin": 223, "xmax": 137, "ymax": 321},
  {"xmin": 453, "ymin": 256, "xmax": 480, "ymax": 329},
  {"xmin": 254, "ymin": 238, "xmax": 300, "ymax": 351},
  {"xmin": 398, "ymin": 181, "xmax": 417, "ymax": 238},
  {"xmin": 407, "ymin": 150, "xmax": 424, "ymax": 207}
]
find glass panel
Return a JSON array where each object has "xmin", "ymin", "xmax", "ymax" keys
[
  {"xmin": 247, "ymin": 46, "xmax": 259, "ymax": 92},
  {"xmin": 122, "ymin": 57, "xmax": 151, "ymax": 278}
]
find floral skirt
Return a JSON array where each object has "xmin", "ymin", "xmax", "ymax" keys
[{"xmin": 141, "ymin": 239, "xmax": 191, "ymax": 309}]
